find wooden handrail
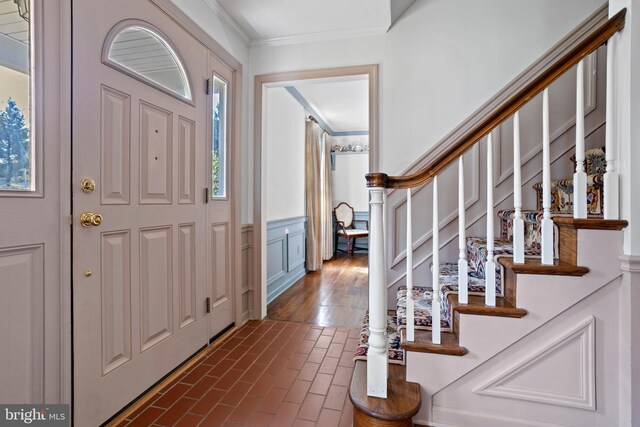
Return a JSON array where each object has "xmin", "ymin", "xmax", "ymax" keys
[{"xmin": 366, "ymin": 8, "xmax": 626, "ymax": 189}]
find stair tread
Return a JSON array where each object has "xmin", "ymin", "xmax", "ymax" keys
[
  {"xmin": 553, "ymin": 217, "xmax": 628, "ymax": 230},
  {"xmin": 449, "ymin": 294, "xmax": 527, "ymax": 318},
  {"xmin": 499, "ymin": 257, "xmax": 589, "ymax": 276},
  {"xmin": 400, "ymin": 329, "xmax": 467, "ymax": 356},
  {"xmin": 349, "ymin": 360, "xmax": 421, "ymax": 421}
]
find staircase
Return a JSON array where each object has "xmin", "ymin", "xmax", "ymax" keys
[{"xmin": 349, "ymin": 9, "xmax": 629, "ymax": 427}]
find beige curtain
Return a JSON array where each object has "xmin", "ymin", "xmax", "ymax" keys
[{"xmin": 305, "ymin": 120, "xmax": 333, "ymax": 271}]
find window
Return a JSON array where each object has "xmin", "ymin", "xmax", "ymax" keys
[
  {"xmin": 104, "ymin": 23, "xmax": 192, "ymax": 101},
  {"xmin": 211, "ymin": 76, "xmax": 227, "ymax": 198},
  {"xmin": 0, "ymin": 0, "xmax": 32, "ymax": 191}
]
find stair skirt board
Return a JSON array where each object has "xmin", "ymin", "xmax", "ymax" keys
[{"xmin": 354, "ymin": 310, "xmax": 405, "ymax": 365}]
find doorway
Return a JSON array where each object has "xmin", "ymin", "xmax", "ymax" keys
[
  {"xmin": 71, "ymin": 1, "xmax": 242, "ymax": 424},
  {"xmin": 253, "ymin": 65, "xmax": 378, "ymax": 324}
]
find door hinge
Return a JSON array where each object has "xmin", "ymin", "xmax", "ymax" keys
[
  {"xmin": 205, "ymin": 297, "xmax": 211, "ymax": 314},
  {"xmin": 206, "ymin": 78, "xmax": 211, "ymax": 95},
  {"xmin": 205, "ymin": 187, "xmax": 209, "ymax": 203}
]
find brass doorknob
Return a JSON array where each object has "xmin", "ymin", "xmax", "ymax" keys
[{"xmin": 80, "ymin": 212, "xmax": 103, "ymax": 227}]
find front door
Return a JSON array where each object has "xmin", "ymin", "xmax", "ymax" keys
[{"xmin": 72, "ymin": 1, "xmax": 215, "ymax": 424}]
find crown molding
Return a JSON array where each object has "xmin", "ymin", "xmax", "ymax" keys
[
  {"xmin": 251, "ymin": 25, "xmax": 388, "ymax": 48},
  {"xmin": 202, "ymin": 0, "xmax": 251, "ymax": 46}
]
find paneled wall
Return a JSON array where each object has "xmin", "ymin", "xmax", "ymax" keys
[
  {"xmin": 266, "ymin": 216, "xmax": 306, "ymax": 304},
  {"xmin": 385, "ymin": 47, "xmax": 607, "ymax": 305},
  {"xmin": 241, "ymin": 225, "xmax": 253, "ymax": 321}
]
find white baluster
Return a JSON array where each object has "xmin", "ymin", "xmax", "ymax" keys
[
  {"xmin": 574, "ymin": 59, "xmax": 588, "ymax": 219},
  {"xmin": 513, "ymin": 112, "xmax": 525, "ymax": 263},
  {"xmin": 485, "ymin": 134, "xmax": 496, "ymax": 307},
  {"xmin": 406, "ymin": 188, "xmax": 415, "ymax": 342},
  {"xmin": 458, "ymin": 156, "xmax": 468, "ymax": 304},
  {"xmin": 367, "ymin": 187, "xmax": 388, "ymax": 398},
  {"xmin": 541, "ymin": 88, "xmax": 554, "ymax": 265},
  {"xmin": 432, "ymin": 175, "xmax": 441, "ymax": 344},
  {"xmin": 604, "ymin": 35, "xmax": 619, "ymax": 219}
]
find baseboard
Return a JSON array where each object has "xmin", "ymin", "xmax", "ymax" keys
[{"xmin": 266, "ymin": 266, "xmax": 307, "ymax": 304}]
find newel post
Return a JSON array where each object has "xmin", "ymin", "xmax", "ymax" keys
[{"xmin": 367, "ymin": 186, "xmax": 388, "ymax": 398}]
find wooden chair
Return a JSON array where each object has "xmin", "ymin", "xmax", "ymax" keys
[{"xmin": 333, "ymin": 202, "xmax": 369, "ymax": 256}]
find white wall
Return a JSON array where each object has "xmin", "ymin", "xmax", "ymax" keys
[
  {"xmin": 265, "ymin": 87, "xmax": 306, "ymax": 221},
  {"xmin": 329, "ymin": 135, "xmax": 369, "ymax": 212},
  {"xmin": 247, "ymin": 0, "xmax": 606, "ymax": 223}
]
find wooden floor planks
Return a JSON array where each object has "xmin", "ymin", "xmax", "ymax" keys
[{"xmin": 267, "ymin": 254, "xmax": 369, "ymax": 329}]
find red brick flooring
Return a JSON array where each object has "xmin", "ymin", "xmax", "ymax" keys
[{"xmin": 116, "ymin": 320, "xmax": 359, "ymax": 427}]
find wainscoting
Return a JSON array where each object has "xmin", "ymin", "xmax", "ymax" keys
[
  {"xmin": 335, "ymin": 211, "xmax": 369, "ymax": 253},
  {"xmin": 241, "ymin": 225, "xmax": 254, "ymax": 321},
  {"xmin": 266, "ymin": 216, "xmax": 307, "ymax": 304}
]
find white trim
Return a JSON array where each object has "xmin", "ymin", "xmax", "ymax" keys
[
  {"xmin": 253, "ymin": 64, "xmax": 379, "ymax": 319},
  {"xmin": 251, "ymin": 26, "xmax": 388, "ymax": 47},
  {"xmin": 619, "ymin": 254, "xmax": 640, "ymax": 273},
  {"xmin": 202, "ymin": 0, "xmax": 251, "ymax": 46},
  {"xmin": 58, "ymin": 0, "xmax": 72, "ymax": 404}
]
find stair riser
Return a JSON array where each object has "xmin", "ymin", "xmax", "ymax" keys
[{"xmin": 405, "ymin": 228, "xmax": 625, "ymax": 422}]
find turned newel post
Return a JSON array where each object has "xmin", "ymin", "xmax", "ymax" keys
[{"xmin": 367, "ymin": 185, "xmax": 388, "ymax": 398}]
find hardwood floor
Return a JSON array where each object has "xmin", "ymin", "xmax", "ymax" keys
[{"xmin": 267, "ymin": 254, "xmax": 368, "ymax": 328}]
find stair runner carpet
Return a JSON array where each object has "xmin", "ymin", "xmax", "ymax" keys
[
  {"xmin": 352, "ymin": 209, "xmax": 561, "ymax": 365},
  {"xmin": 353, "ymin": 148, "xmax": 606, "ymax": 364},
  {"xmin": 353, "ymin": 310, "xmax": 405, "ymax": 365}
]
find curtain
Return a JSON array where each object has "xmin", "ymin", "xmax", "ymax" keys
[
  {"xmin": 305, "ymin": 120, "xmax": 333, "ymax": 271},
  {"xmin": 305, "ymin": 121, "xmax": 322, "ymax": 271}
]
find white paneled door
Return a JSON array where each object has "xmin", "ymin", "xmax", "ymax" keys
[
  {"xmin": 0, "ymin": 0, "xmax": 67, "ymax": 406},
  {"xmin": 207, "ymin": 53, "xmax": 235, "ymax": 338},
  {"xmin": 72, "ymin": 1, "xmax": 236, "ymax": 425}
]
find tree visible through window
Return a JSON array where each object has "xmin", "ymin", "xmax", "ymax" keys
[
  {"xmin": 0, "ymin": 0, "xmax": 31, "ymax": 191},
  {"xmin": 211, "ymin": 76, "xmax": 227, "ymax": 198},
  {"xmin": 0, "ymin": 98, "xmax": 30, "ymax": 189},
  {"xmin": 212, "ymin": 101, "xmax": 221, "ymax": 195}
]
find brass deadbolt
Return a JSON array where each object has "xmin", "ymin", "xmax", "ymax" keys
[{"xmin": 80, "ymin": 178, "xmax": 96, "ymax": 193}]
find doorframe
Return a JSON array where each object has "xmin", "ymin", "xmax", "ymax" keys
[{"xmin": 253, "ymin": 64, "xmax": 379, "ymax": 318}]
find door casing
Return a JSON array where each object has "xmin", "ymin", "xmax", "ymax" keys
[{"xmin": 253, "ymin": 65, "xmax": 379, "ymax": 318}]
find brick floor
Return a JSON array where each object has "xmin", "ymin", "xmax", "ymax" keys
[{"xmin": 116, "ymin": 320, "xmax": 360, "ymax": 426}]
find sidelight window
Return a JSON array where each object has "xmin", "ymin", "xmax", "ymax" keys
[
  {"xmin": 0, "ymin": 0, "xmax": 32, "ymax": 191},
  {"xmin": 211, "ymin": 76, "xmax": 227, "ymax": 198}
]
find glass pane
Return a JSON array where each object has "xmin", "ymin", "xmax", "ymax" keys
[
  {"xmin": 107, "ymin": 26, "xmax": 191, "ymax": 100},
  {"xmin": 212, "ymin": 76, "xmax": 227, "ymax": 198},
  {"xmin": 0, "ymin": 0, "xmax": 32, "ymax": 191}
]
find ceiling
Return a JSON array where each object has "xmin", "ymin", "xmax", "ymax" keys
[
  {"xmin": 0, "ymin": 0, "xmax": 28, "ymax": 44},
  {"xmin": 286, "ymin": 77, "xmax": 369, "ymax": 134},
  {"xmin": 211, "ymin": 0, "xmax": 416, "ymax": 45}
]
